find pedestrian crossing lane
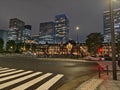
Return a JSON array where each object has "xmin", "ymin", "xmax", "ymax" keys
[
  {"xmin": 36, "ymin": 74, "xmax": 64, "ymax": 90},
  {"xmin": 0, "ymin": 70, "xmax": 24, "ymax": 77},
  {"xmin": 0, "ymin": 71, "xmax": 33, "ymax": 82},
  {"xmin": 0, "ymin": 69, "xmax": 16, "ymax": 73},
  {"xmin": 0, "ymin": 67, "xmax": 9, "ymax": 71},
  {"xmin": 12, "ymin": 73, "xmax": 52, "ymax": 90},
  {"xmin": 0, "ymin": 72, "xmax": 42, "ymax": 89},
  {"xmin": 0, "ymin": 67, "xmax": 64, "ymax": 90}
]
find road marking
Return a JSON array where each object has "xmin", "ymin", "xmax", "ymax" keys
[
  {"xmin": 0, "ymin": 71, "xmax": 33, "ymax": 82},
  {"xmin": 36, "ymin": 74, "xmax": 64, "ymax": 90},
  {"xmin": 12, "ymin": 73, "xmax": 52, "ymax": 90},
  {"xmin": 0, "ymin": 72, "xmax": 42, "ymax": 89},
  {"xmin": 0, "ymin": 69, "xmax": 16, "ymax": 73},
  {"xmin": 0, "ymin": 68, "xmax": 9, "ymax": 71},
  {"xmin": 0, "ymin": 67, "xmax": 64, "ymax": 89},
  {"xmin": 0, "ymin": 70, "xmax": 24, "ymax": 77}
]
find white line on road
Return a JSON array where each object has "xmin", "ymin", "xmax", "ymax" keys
[
  {"xmin": 0, "ymin": 72, "xmax": 42, "ymax": 89},
  {"xmin": 11, "ymin": 73, "xmax": 52, "ymax": 90},
  {"xmin": 0, "ymin": 69, "xmax": 16, "ymax": 73},
  {"xmin": 0, "ymin": 70, "xmax": 24, "ymax": 77},
  {"xmin": 0, "ymin": 68, "xmax": 9, "ymax": 71},
  {"xmin": 0, "ymin": 71, "xmax": 33, "ymax": 82},
  {"xmin": 36, "ymin": 74, "xmax": 64, "ymax": 90}
]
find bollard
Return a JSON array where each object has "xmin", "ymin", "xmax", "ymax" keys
[
  {"xmin": 98, "ymin": 66, "xmax": 101, "ymax": 78},
  {"xmin": 106, "ymin": 65, "xmax": 109, "ymax": 75}
]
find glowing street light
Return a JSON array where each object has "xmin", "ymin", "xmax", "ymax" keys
[{"xmin": 76, "ymin": 26, "xmax": 80, "ymax": 43}]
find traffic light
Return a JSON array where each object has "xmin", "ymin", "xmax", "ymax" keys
[{"xmin": 98, "ymin": 47, "xmax": 103, "ymax": 53}]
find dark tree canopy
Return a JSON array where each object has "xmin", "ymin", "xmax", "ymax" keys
[
  {"xmin": 85, "ymin": 33, "xmax": 103, "ymax": 55},
  {"xmin": 6, "ymin": 40, "xmax": 16, "ymax": 52}
]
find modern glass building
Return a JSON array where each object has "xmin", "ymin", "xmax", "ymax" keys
[
  {"xmin": 0, "ymin": 29, "xmax": 8, "ymax": 50},
  {"xmin": 55, "ymin": 14, "xmax": 69, "ymax": 44},
  {"xmin": 32, "ymin": 35, "xmax": 40, "ymax": 44},
  {"xmin": 22, "ymin": 25, "xmax": 32, "ymax": 42},
  {"xmin": 39, "ymin": 22, "xmax": 55, "ymax": 44},
  {"xmin": 9, "ymin": 18, "xmax": 25, "ymax": 42},
  {"xmin": 103, "ymin": 8, "xmax": 120, "ymax": 43}
]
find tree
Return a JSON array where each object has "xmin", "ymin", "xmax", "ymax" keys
[
  {"xmin": 6, "ymin": 40, "xmax": 16, "ymax": 52},
  {"xmin": 85, "ymin": 33, "xmax": 103, "ymax": 56},
  {"xmin": 15, "ymin": 42, "xmax": 24, "ymax": 53},
  {"xmin": 0, "ymin": 38, "xmax": 4, "ymax": 52}
]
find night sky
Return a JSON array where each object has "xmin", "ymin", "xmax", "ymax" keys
[{"xmin": 0, "ymin": 0, "xmax": 120, "ymax": 42}]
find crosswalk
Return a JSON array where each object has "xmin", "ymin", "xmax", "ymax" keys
[{"xmin": 0, "ymin": 67, "xmax": 64, "ymax": 90}]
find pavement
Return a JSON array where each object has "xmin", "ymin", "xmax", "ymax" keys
[
  {"xmin": 76, "ymin": 62, "xmax": 120, "ymax": 90},
  {"xmin": 97, "ymin": 71, "xmax": 120, "ymax": 90}
]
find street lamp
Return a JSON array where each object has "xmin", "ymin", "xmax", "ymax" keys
[
  {"xmin": 76, "ymin": 26, "xmax": 79, "ymax": 43},
  {"xmin": 109, "ymin": 0, "xmax": 117, "ymax": 80},
  {"xmin": 75, "ymin": 26, "xmax": 80, "ymax": 58}
]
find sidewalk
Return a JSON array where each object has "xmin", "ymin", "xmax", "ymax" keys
[
  {"xmin": 76, "ymin": 67, "xmax": 120, "ymax": 90},
  {"xmin": 97, "ymin": 71, "xmax": 120, "ymax": 90},
  {"xmin": 97, "ymin": 61, "xmax": 120, "ymax": 90}
]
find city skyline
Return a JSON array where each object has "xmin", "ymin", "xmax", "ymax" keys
[{"xmin": 0, "ymin": 0, "xmax": 120, "ymax": 42}]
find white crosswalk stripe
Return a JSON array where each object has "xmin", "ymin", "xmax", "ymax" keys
[
  {"xmin": 0, "ymin": 68, "xmax": 9, "ymax": 71},
  {"xmin": 36, "ymin": 74, "xmax": 64, "ymax": 90},
  {"xmin": 0, "ymin": 72, "xmax": 42, "ymax": 89},
  {"xmin": 0, "ymin": 67, "xmax": 64, "ymax": 90},
  {"xmin": 0, "ymin": 70, "xmax": 24, "ymax": 77},
  {"xmin": 12, "ymin": 73, "xmax": 52, "ymax": 90},
  {"xmin": 0, "ymin": 69, "xmax": 16, "ymax": 73},
  {"xmin": 0, "ymin": 71, "xmax": 33, "ymax": 82}
]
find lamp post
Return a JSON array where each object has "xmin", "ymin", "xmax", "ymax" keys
[
  {"xmin": 76, "ymin": 26, "xmax": 80, "ymax": 58},
  {"xmin": 76, "ymin": 26, "xmax": 79, "ymax": 43},
  {"xmin": 109, "ymin": 0, "xmax": 117, "ymax": 80}
]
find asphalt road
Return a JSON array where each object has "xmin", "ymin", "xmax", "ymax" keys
[{"xmin": 0, "ymin": 56, "xmax": 98, "ymax": 90}]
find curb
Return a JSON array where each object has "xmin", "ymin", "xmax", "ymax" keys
[
  {"xmin": 57, "ymin": 73, "xmax": 97, "ymax": 90},
  {"xmin": 76, "ymin": 78, "xmax": 103, "ymax": 90}
]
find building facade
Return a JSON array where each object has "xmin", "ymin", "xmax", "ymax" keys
[
  {"xmin": 103, "ymin": 8, "xmax": 120, "ymax": 43},
  {"xmin": 55, "ymin": 14, "xmax": 69, "ymax": 44},
  {"xmin": 39, "ymin": 22, "xmax": 55, "ymax": 44},
  {"xmin": 0, "ymin": 29, "xmax": 8, "ymax": 50},
  {"xmin": 9, "ymin": 18, "xmax": 25, "ymax": 42},
  {"xmin": 35, "ymin": 43, "xmax": 88, "ymax": 57},
  {"xmin": 22, "ymin": 25, "xmax": 32, "ymax": 42}
]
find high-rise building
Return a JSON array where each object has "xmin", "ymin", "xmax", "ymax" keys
[
  {"xmin": 103, "ymin": 8, "xmax": 120, "ymax": 43},
  {"xmin": 22, "ymin": 25, "xmax": 31, "ymax": 41},
  {"xmin": 9, "ymin": 18, "xmax": 25, "ymax": 42},
  {"xmin": 55, "ymin": 14, "xmax": 69, "ymax": 43},
  {"xmin": 0, "ymin": 29, "xmax": 8, "ymax": 50},
  {"xmin": 39, "ymin": 22, "xmax": 55, "ymax": 44},
  {"xmin": 32, "ymin": 35, "xmax": 40, "ymax": 44}
]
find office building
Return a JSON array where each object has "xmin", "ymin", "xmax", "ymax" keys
[
  {"xmin": 9, "ymin": 18, "xmax": 25, "ymax": 42},
  {"xmin": 103, "ymin": 8, "xmax": 120, "ymax": 43},
  {"xmin": 39, "ymin": 22, "xmax": 55, "ymax": 44},
  {"xmin": 22, "ymin": 25, "xmax": 32, "ymax": 42},
  {"xmin": 55, "ymin": 14, "xmax": 69, "ymax": 44},
  {"xmin": 32, "ymin": 35, "xmax": 40, "ymax": 44},
  {"xmin": 0, "ymin": 29, "xmax": 8, "ymax": 50}
]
